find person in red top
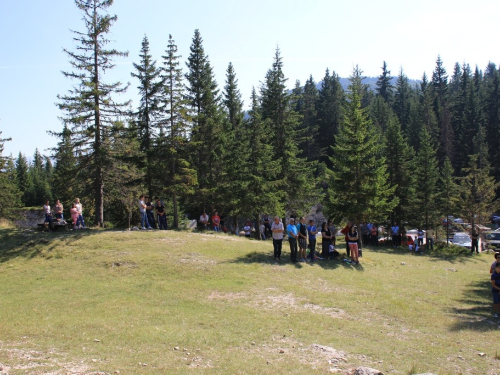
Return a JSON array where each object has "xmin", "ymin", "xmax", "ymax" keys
[
  {"xmin": 212, "ymin": 211, "xmax": 221, "ymax": 232},
  {"xmin": 341, "ymin": 221, "xmax": 352, "ymax": 257}
]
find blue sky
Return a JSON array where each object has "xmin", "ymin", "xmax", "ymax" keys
[{"xmin": 1, "ymin": 0, "xmax": 500, "ymax": 158}]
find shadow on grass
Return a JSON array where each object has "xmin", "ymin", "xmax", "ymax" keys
[
  {"xmin": 367, "ymin": 243, "xmax": 482, "ymax": 265},
  {"xmin": 447, "ymin": 279, "xmax": 500, "ymax": 332},
  {"xmin": 0, "ymin": 227, "xmax": 104, "ymax": 263},
  {"xmin": 224, "ymin": 248, "xmax": 365, "ymax": 271}
]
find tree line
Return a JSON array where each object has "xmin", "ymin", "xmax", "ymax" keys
[{"xmin": 1, "ymin": 0, "xmax": 498, "ymax": 230}]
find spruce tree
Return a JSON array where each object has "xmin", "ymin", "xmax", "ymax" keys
[
  {"xmin": 327, "ymin": 66, "xmax": 397, "ymax": 224},
  {"xmin": 51, "ymin": 125, "xmax": 77, "ymax": 208},
  {"xmin": 57, "ymin": 0, "xmax": 130, "ymax": 227},
  {"xmin": 483, "ymin": 63, "xmax": 500, "ymax": 183},
  {"xmin": 376, "ymin": 61, "xmax": 394, "ymax": 103},
  {"xmin": 185, "ymin": 29, "xmax": 226, "ymax": 213},
  {"xmin": 160, "ymin": 34, "xmax": 196, "ymax": 228},
  {"xmin": 298, "ymin": 75, "xmax": 320, "ymax": 162},
  {"xmin": 412, "ymin": 128, "xmax": 440, "ymax": 230},
  {"xmin": 458, "ymin": 153, "xmax": 499, "ymax": 227},
  {"xmin": 393, "ymin": 68, "xmax": 412, "ymax": 133},
  {"xmin": 438, "ymin": 156, "xmax": 459, "ymax": 242},
  {"xmin": 15, "ymin": 152, "xmax": 31, "ymax": 206},
  {"xmin": 316, "ymin": 68, "xmax": 343, "ymax": 168},
  {"xmin": 131, "ymin": 35, "xmax": 162, "ymax": 197},
  {"xmin": 260, "ymin": 48, "xmax": 315, "ymax": 213},
  {"xmin": 0, "ymin": 133, "xmax": 21, "ymax": 218},
  {"xmin": 383, "ymin": 113, "xmax": 415, "ymax": 225}
]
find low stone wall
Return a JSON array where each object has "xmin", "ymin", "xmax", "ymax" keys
[{"xmin": 13, "ymin": 209, "xmax": 45, "ymax": 228}]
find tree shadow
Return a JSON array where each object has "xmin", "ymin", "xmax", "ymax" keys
[
  {"xmin": 447, "ymin": 279, "xmax": 500, "ymax": 332},
  {"xmin": 0, "ymin": 227, "xmax": 105, "ymax": 263}
]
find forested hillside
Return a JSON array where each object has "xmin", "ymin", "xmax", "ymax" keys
[{"xmin": 2, "ymin": 0, "xmax": 499, "ymax": 229}]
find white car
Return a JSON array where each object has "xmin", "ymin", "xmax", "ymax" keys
[
  {"xmin": 453, "ymin": 218, "xmax": 465, "ymax": 224},
  {"xmin": 450, "ymin": 233, "xmax": 472, "ymax": 249}
]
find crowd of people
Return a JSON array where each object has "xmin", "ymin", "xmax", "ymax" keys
[{"xmin": 43, "ymin": 198, "xmax": 85, "ymax": 230}]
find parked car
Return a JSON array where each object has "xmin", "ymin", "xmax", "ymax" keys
[
  {"xmin": 453, "ymin": 217, "xmax": 465, "ymax": 224},
  {"xmin": 450, "ymin": 232, "xmax": 472, "ymax": 249},
  {"xmin": 491, "ymin": 215, "xmax": 500, "ymax": 224},
  {"xmin": 484, "ymin": 231, "xmax": 500, "ymax": 250}
]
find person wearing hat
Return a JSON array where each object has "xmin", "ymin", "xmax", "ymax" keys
[{"xmin": 287, "ymin": 217, "xmax": 299, "ymax": 263}]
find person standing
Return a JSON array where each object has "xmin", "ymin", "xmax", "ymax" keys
[
  {"xmin": 271, "ymin": 216, "xmax": 284, "ymax": 261},
  {"xmin": 417, "ymin": 228, "xmax": 424, "ymax": 247},
  {"xmin": 321, "ymin": 222, "xmax": 332, "ymax": 259},
  {"xmin": 370, "ymin": 224, "xmax": 378, "ymax": 246},
  {"xmin": 328, "ymin": 219, "xmax": 336, "ymax": 246},
  {"xmin": 426, "ymin": 227, "xmax": 434, "ymax": 251},
  {"xmin": 43, "ymin": 200, "xmax": 53, "ymax": 231},
  {"xmin": 307, "ymin": 220, "xmax": 318, "ymax": 262},
  {"xmin": 54, "ymin": 200, "xmax": 64, "ymax": 221},
  {"xmin": 212, "ymin": 211, "xmax": 221, "ymax": 232},
  {"xmin": 70, "ymin": 203, "xmax": 79, "ymax": 229},
  {"xmin": 138, "ymin": 195, "xmax": 151, "ymax": 230},
  {"xmin": 391, "ymin": 222, "xmax": 400, "ymax": 247},
  {"xmin": 490, "ymin": 253, "xmax": 500, "ymax": 274},
  {"xmin": 348, "ymin": 224, "xmax": 360, "ymax": 264},
  {"xmin": 297, "ymin": 217, "xmax": 308, "ymax": 262},
  {"xmin": 287, "ymin": 218, "xmax": 299, "ymax": 263},
  {"xmin": 155, "ymin": 197, "xmax": 167, "ymax": 230},
  {"xmin": 199, "ymin": 211, "xmax": 209, "ymax": 231},
  {"xmin": 145, "ymin": 196, "xmax": 157, "ymax": 229},
  {"xmin": 490, "ymin": 262, "xmax": 500, "ymax": 317},
  {"xmin": 471, "ymin": 228, "xmax": 480, "ymax": 254},
  {"xmin": 75, "ymin": 198, "xmax": 86, "ymax": 229},
  {"xmin": 341, "ymin": 221, "xmax": 352, "ymax": 257}
]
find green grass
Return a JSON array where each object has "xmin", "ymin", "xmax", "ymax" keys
[{"xmin": 1, "ymin": 227, "xmax": 499, "ymax": 374}]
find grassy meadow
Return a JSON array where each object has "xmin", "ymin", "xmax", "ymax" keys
[{"xmin": 0, "ymin": 223, "xmax": 499, "ymax": 374}]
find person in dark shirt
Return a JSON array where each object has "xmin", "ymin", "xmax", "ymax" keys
[
  {"xmin": 145, "ymin": 196, "xmax": 157, "ymax": 229},
  {"xmin": 155, "ymin": 197, "xmax": 167, "ymax": 230}
]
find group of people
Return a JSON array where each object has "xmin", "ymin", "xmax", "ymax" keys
[
  {"xmin": 43, "ymin": 198, "xmax": 85, "ymax": 230},
  {"xmin": 268, "ymin": 217, "xmax": 360, "ymax": 265},
  {"xmin": 138, "ymin": 195, "xmax": 168, "ymax": 230}
]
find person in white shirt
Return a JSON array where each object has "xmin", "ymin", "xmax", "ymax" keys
[
  {"xmin": 271, "ymin": 216, "xmax": 284, "ymax": 261},
  {"xmin": 199, "ymin": 212, "xmax": 209, "ymax": 231},
  {"xmin": 75, "ymin": 198, "xmax": 86, "ymax": 229}
]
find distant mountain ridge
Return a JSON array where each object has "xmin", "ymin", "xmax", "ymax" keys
[{"xmin": 315, "ymin": 76, "xmax": 421, "ymax": 91}]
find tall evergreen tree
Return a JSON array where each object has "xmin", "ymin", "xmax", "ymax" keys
[
  {"xmin": 260, "ymin": 48, "xmax": 315, "ymax": 213},
  {"xmin": 57, "ymin": 0, "xmax": 130, "ymax": 227},
  {"xmin": 393, "ymin": 68, "xmax": 412, "ymax": 133},
  {"xmin": 327, "ymin": 66, "xmax": 397, "ymax": 224},
  {"xmin": 131, "ymin": 35, "xmax": 162, "ymax": 197},
  {"xmin": 161, "ymin": 34, "xmax": 196, "ymax": 228},
  {"xmin": 458, "ymin": 153, "xmax": 499, "ymax": 227},
  {"xmin": 29, "ymin": 149, "xmax": 52, "ymax": 206},
  {"xmin": 185, "ymin": 29, "xmax": 226, "ymax": 213},
  {"xmin": 316, "ymin": 68, "xmax": 343, "ymax": 168},
  {"xmin": 383, "ymin": 113, "xmax": 415, "ymax": 225},
  {"xmin": 298, "ymin": 75, "xmax": 320, "ymax": 161},
  {"xmin": 0, "ymin": 133, "xmax": 21, "ymax": 218},
  {"xmin": 437, "ymin": 157, "xmax": 459, "ymax": 243},
  {"xmin": 483, "ymin": 62, "xmax": 500, "ymax": 183},
  {"xmin": 15, "ymin": 152, "xmax": 31, "ymax": 205},
  {"xmin": 376, "ymin": 61, "xmax": 394, "ymax": 103},
  {"xmin": 412, "ymin": 128, "xmax": 440, "ymax": 230},
  {"xmin": 51, "ymin": 124, "xmax": 77, "ymax": 208}
]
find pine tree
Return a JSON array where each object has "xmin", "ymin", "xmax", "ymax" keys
[
  {"xmin": 260, "ymin": 48, "xmax": 315, "ymax": 213},
  {"xmin": 431, "ymin": 56, "xmax": 455, "ymax": 166},
  {"xmin": 51, "ymin": 125, "xmax": 77, "ymax": 208},
  {"xmin": 15, "ymin": 152, "xmax": 31, "ymax": 205},
  {"xmin": 57, "ymin": 0, "xmax": 130, "ymax": 227},
  {"xmin": 160, "ymin": 34, "xmax": 196, "ymax": 228},
  {"xmin": 383, "ymin": 113, "xmax": 415, "ymax": 225},
  {"xmin": 29, "ymin": 149, "xmax": 52, "ymax": 206},
  {"xmin": 376, "ymin": 61, "xmax": 394, "ymax": 103},
  {"xmin": 458, "ymin": 153, "xmax": 499, "ymax": 227},
  {"xmin": 185, "ymin": 29, "xmax": 226, "ymax": 213},
  {"xmin": 316, "ymin": 68, "xmax": 343, "ymax": 168},
  {"xmin": 327, "ymin": 66, "xmax": 397, "ymax": 224},
  {"xmin": 0, "ymin": 133, "xmax": 21, "ymax": 218},
  {"xmin": 393, "ymin": 68, "xmax": 412, "ymax": 133},
  {"xmin": 483, "ymin": 63, "xmax": 500, "ymax": 183},
  {"xmin": 414, "ymin": 72, "xmax": 438, "ymax": 150},
  {"xmin": 131, "ymin": 35, "xmax": 162, "ymax": 197},
  {"xmin": 438, "ymin": 156, "xmax": 460, "ymax": 242},
  {"xmin": 412, "ymin": 128, "xmax": 440, "ymax": 230},
  {"xmin": 298, "ymin": 75, "xmax": 320, "ymax": 161}
]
